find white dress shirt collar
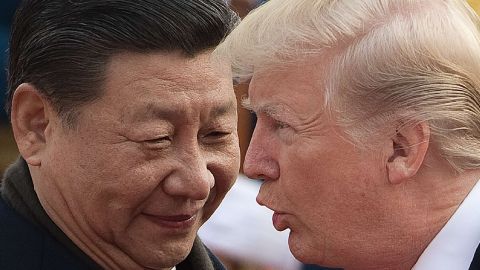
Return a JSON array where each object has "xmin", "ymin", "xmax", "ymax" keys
[{"xmin": 412, "ymin": 180, "xmax": 480, "ymax": 270}]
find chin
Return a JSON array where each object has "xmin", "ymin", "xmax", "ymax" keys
[
  {"xmin": 288, "ymin": 232, "xmax": 327, "ymax": 266},
  {"xmin": 138, "ymin": 245, "xmax": 192, "ymax": 270},
  {"xmin": 290, "ymin": 248, "xmax": 316, "ymax": 265},
  {"xmin": 122, "ymin": 231, "xmax": 197, "ymax": 269}
]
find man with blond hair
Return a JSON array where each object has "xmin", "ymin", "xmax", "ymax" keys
[{"xmin": 217, "ymin": 0, "xmax": 480, "ymax": 269}]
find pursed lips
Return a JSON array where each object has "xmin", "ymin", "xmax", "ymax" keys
[{"xmin": 257, "ymin": 195, "xmax": 289, "ymax": 231}]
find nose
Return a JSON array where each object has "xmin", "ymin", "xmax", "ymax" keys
[
  {"xmin": 243, "ymin": 125, "xmax": 279, "ymax": 181},
  {"xmin": 162, "ymin": 150, "xmax": 214, "ymax": 201}
]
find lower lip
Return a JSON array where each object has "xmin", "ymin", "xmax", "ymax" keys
[
  {"xmin": 144, "ymin": 214, "xmax": 197, "ymax": 230},
  {"xmin": 272, "ymin": 212, "xmax": 288, "ymax": 231}
]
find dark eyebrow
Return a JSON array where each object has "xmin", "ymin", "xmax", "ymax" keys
[
  {"xmin": 126, "ymin": 103, "xmax": 178, "ymax": 122},
  {"xmin": 209, "ymin": 100, "xmax": 236, "ymax": 118},
  {"xmin": 124, "ymin": 100, "xmax": 236, "ymax": 123}
]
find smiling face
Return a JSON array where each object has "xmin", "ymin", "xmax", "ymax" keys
[
  {"xmin": 33, "ymin": 51, "xmax": 240, "ymax": 269},
  {"xmin": 243, "ymin": 60, "xmax": 429, "ymax": 268}
]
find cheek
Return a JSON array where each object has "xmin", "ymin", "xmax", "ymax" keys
[
  {"xmin": 278, "ymin": 144, "xmax": 339, "ymax": 200},
  {"xmin": 203, "ymin": 146, "xmax": 240, "ymax": 219},
  {"xmin": 214, "ymin": 140, "xmax": 241, "ymax": 190},
  {"xmin": 278, "ymin": 142, "xmax": 378, "ymax": 214},
  {"xmin": 77, "ymin": 163, "xmax": 178, "ymax": 241},
  {"xmin": 70, "ymin": 151, "xmax": 171, "ymax": 217},
  {"xmin": 283, "ymin": 146, "xmax": 388, "ymax": 231},
  {"xmin": 213, "ymin": 161, "xmax": 239, "ymax": 196},
  {"xmin": 96, "ymin": 156, "xmax": 180, "ymax": 205}
]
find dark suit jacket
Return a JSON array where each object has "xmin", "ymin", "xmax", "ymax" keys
[
  {"xmin": 471, "ymin": 244, "xmax": 480, "ymax": 270},
  {"xmin": 0, "ymin": 197, "xmax": 94, "ymax": 270}
]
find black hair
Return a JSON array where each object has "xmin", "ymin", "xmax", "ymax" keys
[{"xmin": 6, "ymin": 0, "xmax": 239, "ymax": 125}]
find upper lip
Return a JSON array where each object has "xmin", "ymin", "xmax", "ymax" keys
[
  {"xmin": 256, "ymin": 195, "xmax": 266, "ymax": 206},
  {"xmin": 256, "ymin": 196, "xmax": 286, "ymax": 214}
]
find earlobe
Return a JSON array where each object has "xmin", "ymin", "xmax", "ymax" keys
[
  {"xmin": 10, "ymin": 83, "xmax": 50, "ymax": 166},
  {"xmin": 386, "ymin": 122, "xmax": 430, "ymax": 185}
]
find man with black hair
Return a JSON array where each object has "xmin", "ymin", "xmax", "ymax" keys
[{"xmin": 0, "ymin": 1, "xmax": 240, "ymax": 269}]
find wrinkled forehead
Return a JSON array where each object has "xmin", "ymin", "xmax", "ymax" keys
[{"xmin": 86, "ymin": 50, "xmax": 236, "ymax": 122}]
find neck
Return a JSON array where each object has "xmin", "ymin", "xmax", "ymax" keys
[
  {"xmin": 347, "ymin": 162, "xmax": 480, "ymax": 270},
  {"xmin": 379, "ymin": 165, "xmax": 480, "ymax": 270},
  {"xmin": 29, "ymin": 169, "xmax": 176, "ymax": 270},
  {"xmin": 34, "ymin": 188, "xmax": 150, "ymax": 270}
]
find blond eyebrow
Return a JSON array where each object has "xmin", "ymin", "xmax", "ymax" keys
[
  {"xmin": 241, "ymin": 97, "xmax": 254, "ymax": 111},
  {"xmin": 241, "ymin": 97, "xmax": 288, "ymax": 120}
]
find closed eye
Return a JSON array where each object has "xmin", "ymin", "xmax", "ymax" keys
[
  {"xmin": 207, "ymin": 131, "xmax": 231, "ymax": 138},
  {"xmin": 201, "ymin": 130, "xmax": 232, "ymax": 144},
  {"xmin": 274, "ymin": 120, "xmax": 290, "ymax": 130},
  {"xmin": 144, "ymin": 136, "xmax": 171, "ymax": 145}
]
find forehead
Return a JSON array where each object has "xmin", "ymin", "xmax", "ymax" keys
[
  {"xmin": 97, "ymin": 51, "xmax": 236, "ymax": 121},
  {"xmin": 247, "ymin": 59, "xmax": 327, "ymax": 113},
  {"xmin": 105, "ymin": 51, "xmax": 230, "ymax": 88}
]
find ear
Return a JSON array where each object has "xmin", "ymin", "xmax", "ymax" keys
[
  {"xmin": 386, "ymin": 122, "xmax": 430, "ymax": 185},
  {"xmin": 10, "ymin": 83, "xmax": 51, "ymax": 167}
]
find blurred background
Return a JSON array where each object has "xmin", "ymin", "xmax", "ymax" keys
[
  {"xmin": 0, "ymin": 0, "xmax": 18, "ymax": 176},
  {"xmin": 1, "ymin": 1, "xmax": 480, "ymax": 270}
]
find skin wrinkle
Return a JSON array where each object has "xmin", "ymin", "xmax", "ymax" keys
[{"xmin": 40, "ymin": 182, "xmax": 122, "ymax": 269}]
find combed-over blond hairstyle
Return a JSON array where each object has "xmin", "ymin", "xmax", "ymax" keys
[{"xmin": 216, "ymin": 0, "xmax": 480, "ymax": 172}]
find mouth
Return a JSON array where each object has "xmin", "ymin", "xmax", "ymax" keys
[
  {"xmin": 257, "ymin": 195, "xmax": 290, "ymax": 231},
  {"xmin": 272, "ymin": 211, "xmax": 289, "ymax": 231},
  {"xmin": 143, "ymin": 213, "xmax": 198, "ymax": 230}
]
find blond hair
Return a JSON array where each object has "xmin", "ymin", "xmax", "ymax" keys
[{"xmin": 217, "ymin": 0, "xmax": 480, "ymax": 172}]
